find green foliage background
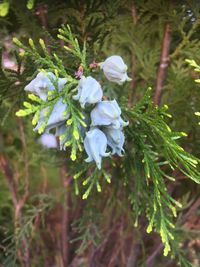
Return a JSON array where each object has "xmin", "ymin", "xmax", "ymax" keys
[{"xmin": 0, "ymin": 0, "xmax": 200, "ymax": 266}]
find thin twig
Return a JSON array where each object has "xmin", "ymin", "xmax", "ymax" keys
[
  {"xmin": 145, "ymin": 197, "xmax": 200, "ymax": 267},
  {"xmin": 153, "ymin": 23, "xmax": 172, "ymax": 105},
  {"xmin": 18, "ymin": 118, "xmax": 29, "ymax": 206},
  {"xmin": 126, "ymin": 241, "xmax": 140, "ymax": 267},
  {"xmin": 131, "ymin": 3, "xmax": 138, "ymax": 25},
  {"xmin": 17, "ymin": 118, "xmax": 30, "ymax": 267},
  {"xmin": 35, "ymin": 4, "xmax": 50, "ymax": 52},
  {"xmin": 128, "ymin": 53, "xmax": 136, "ymax": 107},
  {"xmin": 0, "ymin": 153, "xmax": 30, "ymax": 267},
  {"xmin": 128, "ymin": 4, "xmax": 138, "ymax": 107},
  {"xmin": 41, "ymin": 164, "xmax": 48, "ymax": 193},
  {"xmin": 0, "ymin": 154, "xmax": 18, "ymax": 207},
  {"xmin": 146, "ymin": 243, "xmax": 163, "ymax": 267},
  {"xmin": 60, "ymin": 165, "xmax": 72, "ymax": 266},
  {"xmin": 182, "ymin": 197, "xmax": 200, "ymax": 223}
]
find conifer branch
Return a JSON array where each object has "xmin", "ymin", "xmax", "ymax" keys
[
  {"xmin": 170, "ymin": 18, "xmax": 200, "ymax": 60},
  {"xmin": 154, "ymin": 23, "xmax": 172, "ymax": 105},
  {"xmin": 3, "ymin": 6, "xmax": 199, "ymax": 264}
]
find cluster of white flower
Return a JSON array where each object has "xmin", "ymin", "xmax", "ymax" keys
[{"xmin": 25, "ymin": 55, "xmax": 131, "ymax": 169}]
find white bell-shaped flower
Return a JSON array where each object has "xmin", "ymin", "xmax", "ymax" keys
[
  {"xmin": 90, "ymin": 99, "xmax": 128, "ymax": 129},
  {"xmin": 55, "ymin": 117, "xmax": 88, "ymax": 151},
  {"xmin": 25, "ymin": 71, "xmax": 67, "ymax": 101},
  {"xmin": 38, "ymin": 133, "xmax": 57, "ymax": 148},
  {"xmin": 46, "ymin": 98, "xmax": 69, "ymax": 131},
  {"xmin": 100, "ymin": 55, "xmax": 131, "ymax": 85},
  {"xmin": 84, "ymin": 128, "xmax": 110, "ymax": 169},
  {"xmin": 34, "ymin": 98, "xmax": 69, "ymax": 133},
  {"xmin": 104, "ymin": 128, "xmax": 125, "ymax": 156},
  {"xmin": 73, "ymin": 76, "xmax": 103, "ymax": 108}
]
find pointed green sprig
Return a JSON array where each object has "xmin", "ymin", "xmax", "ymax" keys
[
  {"xmin": 13, "ymin": 37, "xmax": 74, "ymax": 82},
  {"xmin": 72, "ymin": 167, "xmax": 112, "ymax": 200},
  {"xmin": 132, "ymin": 131, "xmax": 178, "ymax": 256},
  {"xmin": 81, "ymin": 170, "xmax": 101, "ymax": 200},
  {"xmin": 13, "ymin": 32, "xmax": 88, "ymax": 160},
  {"xmin": 186, "ymin": 59, "xmax": 200, "ymax": 125},
  {"xmin": 60, "ymin": 99, "xmax": 86, "ymax": 162},
  {"xmin": 57, "ymin": 25, "xmax": 87, "ymax": 70},
  {"xmin": 125, "ymin": 88, "xmax": 200, "ymax": 256}
]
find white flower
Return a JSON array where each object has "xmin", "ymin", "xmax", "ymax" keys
[
  {"xmin": 25, "ymin": 71, "xmax": 67, "ymax": 101},
  {"xmin": 104, "ymin": 128, "xmax": 125, "ymax": 156},
  {"xmin": 90, "ymin": 99, "xmax": 129, "ymax": 129},
  {"xmin": 34, "ymin": 98, "xmax": 69, "ymax": 133},
  {"xmin": 101, "ymin": 55, "xmax": 131, "ymax": 85},
  {"xmin": 38, "ymin": 133, "xmax": 57, "ymax": 148},
  {"xmin": 84, "ymin": 128, "xmax": 110, "ymax": 169},
  {"xmin": 73, "ymin": 76, "xmax": 103, "ymax": 108},
  {"xmin": 46, "ymin": 98, "xmax": 69, "ymax": 131},
  {"xmin": 55, "ymin": 117, "xmax": 88, "ymax": 151}
]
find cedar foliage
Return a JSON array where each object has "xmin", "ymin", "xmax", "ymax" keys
[{"xmin": 0, "ymin": 1, "xmax": 200, "ymax": 266}]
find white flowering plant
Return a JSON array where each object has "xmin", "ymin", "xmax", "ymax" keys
[
  {"xmin": 15, "ymin": 25, "xmax": 130, "ymax": 168},
  {"xmin": 14, "ymin": 25, "xmax": 200, "ymax": 262}
]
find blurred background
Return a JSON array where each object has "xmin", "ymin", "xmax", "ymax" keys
[{"xmin": 0, "ymin": 0, "xmax": 200, "ymax": 266}]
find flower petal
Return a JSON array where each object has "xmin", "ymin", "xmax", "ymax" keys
[{"xmin": 84, "ymin": 128, "xmax": 109, "ymax": 169}]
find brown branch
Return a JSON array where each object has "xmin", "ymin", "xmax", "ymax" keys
[
  {"xmin": 0, "ymin": 154, "xmax": 18, "ymax": 207},
  {"xmin": 18, "ymin": 118, "xmax": 29, "ymax": 206},
  {"xmin": 128, "ymin": 53, "xmax": 136, "ymax": 107},
  {"xmin": 60, "ymin": 165, "xmax": 72, "ymax": 266},
  {"xmin": 17, "ymin": 119, "xmax": 30, "ymax": 267},
  {"xmin": 131, "ymin": 3, "xmax": 138, "ymax": 25},
  {"xmin": 126, "ymin": 242, "xmax": 140, "ymax": 267},
  {"xmin": 146, "ymin": 243, "xmax": 163, "ymax": 267},
  {"xmin": 128, "ymin": 4, "xmax": 138, "ymax": 107},
  {"xmin": 41, "ymin": 164, "xmax": 48, "ymax": 193},
  {"xmin": 89, "ymin": 223, "xmax": 120, "ymax": 267},
  {"xmin": 182, "ymin": 197, "xmax": 200, "ymax": 223},
  {"xmin": 153, "ymin": 23, "xmax": 172, "ymax": 105},
  {"xmin": 35, "ymin": 4, "xmax": 50, "ymax": 51}
]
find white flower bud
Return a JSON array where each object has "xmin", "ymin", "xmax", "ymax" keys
[
  {"xmin": 104, "ymin": 128, "xmax": 125, "ymax": 156},
  {"xmin": 84, "ymin": 128, "xmax": 110, "ymax": 169},
  {"xmin": 25, "ymin": 71, "xmax": 67, "ymax": 101},
  {"xmin": 101, "ymin": 55, "xmax": 131, "ymax": 85},
  {"xmin": 34, "ymin": 98, "xmax": 69, "ymax": 132},
  {"xmin": 90, "ymin": 100, "xmax": 128, "ymax": 129},
  {"xmin": 38, "ymin": 133, "xmax": 57, "ymax": 148},
  {"xmin": 73, "ymin": 76, "xmax": 103, "ymax": 108},
  {"xmin": 55, "ymin": 121, "xmax": 87, "ymax": 151}
]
